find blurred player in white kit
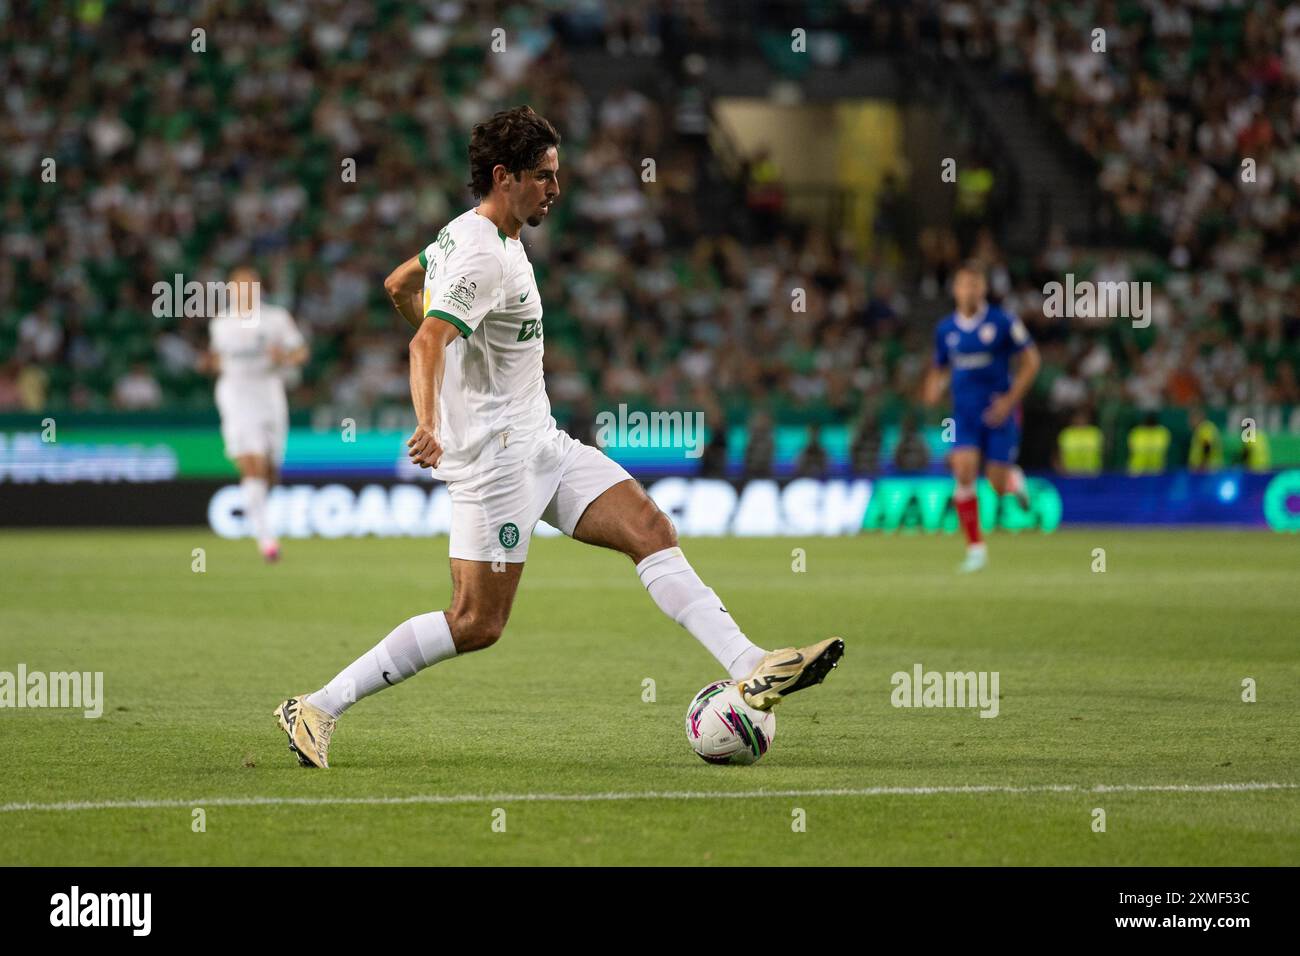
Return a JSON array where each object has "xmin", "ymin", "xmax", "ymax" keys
[{"xmin": 203, "ymin": 265, "xmax": 308, "ymax": 561}]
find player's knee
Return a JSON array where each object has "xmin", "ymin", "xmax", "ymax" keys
[
  {"xmin": 446, "ymin": 609, "xmax": 505, "ymax": 652},
  {"xmin": 631, "ymin": 503, "xmax": 676, "ymax": 561},
  {"xmin": 953, "ymin": 462, "xmax": 978, "ymax": 486}
]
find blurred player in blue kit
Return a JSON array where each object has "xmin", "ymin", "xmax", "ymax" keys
[{"xmin": 923, "ymin": 263, "xmax": 1041, "ymax": 572}]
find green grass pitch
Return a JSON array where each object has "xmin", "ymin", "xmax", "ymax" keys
[{"xmin": 1, "ymin": 528, "xmax": 1297, "ymax": 866}]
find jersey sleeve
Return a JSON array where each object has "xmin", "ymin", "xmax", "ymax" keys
[
  {"xmin": 933, "ymin": 322, "xmax": 950, "ymax": 368},
  {"xmin": 423, "ymin": 244, "xmax": 504, "ymax": 338},
  {"xmin": 1004, "ymin": 310, "xmax": 1032, "ymax": 354},
  {"xmin": 277, "ymin": 310, "xmax": 306, "ymax": 351}
]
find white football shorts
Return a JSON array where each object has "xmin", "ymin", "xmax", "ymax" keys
[
  {"xmin": 447, "ymin": 427, "xmax": 632, "ymax": 563},
  {"xmin": 216, "ymin": 379, "xmax": 289, "ymax": 465}
]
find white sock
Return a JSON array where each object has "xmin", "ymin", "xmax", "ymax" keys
[
  {"xmin": 305, "ymin": 611, "xmax": 457, "ymax": 717},
  {"xmin": 241, "ymin": 477, "xmax": 270, "ymax": 544},
  {"xmin": 636, "ymin": 547, "xmax": 766, "ymax": 680}
]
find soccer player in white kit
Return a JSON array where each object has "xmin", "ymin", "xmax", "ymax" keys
[
  {"xmin": 205, "ymin": 266, "xmax": 307, "ymax": 562},
  {"xmin": 274, "ymin": 107, "xmax": 843, "ymax": 768}
]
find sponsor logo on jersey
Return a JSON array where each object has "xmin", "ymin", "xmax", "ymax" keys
[
  {"xmin": 439, "ymin": 277, "xmax": 475, "ymax": 314},
  {"xmin": 952, "ymin": 352, "xmax": 993, "ymax": 370},
  {"xmin": 445, "ymin": 276, "xmax": 476, "ymax": 311},
  {"xmin": 434, "ymin": 226, "xmax": 456, "ymax": 258},
  {"xmin": 517, "ymin": 318, "xmax": 544, "ymax": 341}
]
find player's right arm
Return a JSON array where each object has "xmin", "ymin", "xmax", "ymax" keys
[
  {"xmin": 405, "ymin": 237, "xmax": 505, "ymax": 468},
  {"xmin": 384, "ymin": 255, "xmax": 427, "ymax": 331},
  {"xmin": 199, "ymin": 319, "xmax": 221, "ymax": 374},
  {"xmin": 922, "ymin": 366, "xmax": 949, "ymax": 406},
  {"xmin": 406, "ymin": 316, "xmax": 461, "ymax": 469},
  {"xmin": 922, "ymin": 322, "xmax": 950, "ymax": 406}
]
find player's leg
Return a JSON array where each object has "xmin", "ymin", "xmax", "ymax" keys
[
  {"xmin": 566, "ymin": 476, "xmax": 673, "ymax": 564},
  {"xmin": 217, "ymin": 389, "xmax": 277, "ymax": 559},
  {"xmin": 234, "ymin": 452, "xmax": 277, "ymax": 560},
  {"xmin": 218, "ymin": 390, "xmax": 274, "ymax": 561},
  {"xmin": 558, "ymin": 448, "xmax": 841, "ymax": 709},
  {"xmin": 277, "ymin": 559, "xmax": 524, "ymax": 768},
  {"xmin": 985, "ymin": 462, "xmax": 1028, "ymax": 508},
  {"xmin": 257, "ymin": 399, "xmax": 289, "ymax": 560},
  {"xmin": 984, "ymin": 416, "xmax": 1029, "ymax": 511},
  {"xmin": 306, "ymin": 558, "xmax": 520, "ymax": 718},
  {"xmin": 566, "ymin": 474, "xmax": 766, "ymax": 679},
  {"xmin": 950, "ymin": 444, "xmax": 987, "ymax": 572},
  {"xmin": 276, "ymin": 465, "xmax": 535, "ymax": 768}
]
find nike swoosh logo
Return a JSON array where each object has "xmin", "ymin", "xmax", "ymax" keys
[
  {"xmin": 519, "ymin": 290, "xmax": 530, "ymax": 302},
  {"xmin": 773, "ymin": 654, "xmax": 803, "ymax": 668},
  {"xmin": 382, "ymin": 671, "xmax": 395, "ymax": 686}
]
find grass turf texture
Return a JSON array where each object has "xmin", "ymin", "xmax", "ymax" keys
[{"xmin": 1, "ymin": 528, "xmax": 1297, "ymax": 866}]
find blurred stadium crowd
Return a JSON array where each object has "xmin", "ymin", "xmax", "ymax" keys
[{"xmin": 2, "ymin": 0, "xmax": 1297, "ymax": 474}]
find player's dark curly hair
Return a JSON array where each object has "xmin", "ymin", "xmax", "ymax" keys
[{"xmin": 466, "ymin": 106, "xmax": 561, "ymax": 199}]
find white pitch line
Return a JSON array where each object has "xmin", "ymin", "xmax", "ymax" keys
[{"xmin": 1, "ymin": 782, "xmax": 1297, "ymax": 814}]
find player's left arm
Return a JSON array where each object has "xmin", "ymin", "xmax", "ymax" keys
[
  {"xmin": 269, "ymin": 312, "xmax": 309, "ymax": 367},
  {"xmin": 1000, "ymin": 343, "xmax": 1041, "ymax": 408},
  {"xmin": 276, "ymin": 345, "xmax": 309, "ymax": 366},
  {"xmin": 984, "ymin": 317, "xmax": 1041, "ymax": 427}
]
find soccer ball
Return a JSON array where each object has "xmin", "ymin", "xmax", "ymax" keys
[{"xmin": 684, "ymin": 680, "xmax": 776, "ymax": 765}]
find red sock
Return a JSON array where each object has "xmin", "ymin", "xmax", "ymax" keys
[{"xmin": 954, "ymin": 489, "xmax": 982, "ymax": 546}]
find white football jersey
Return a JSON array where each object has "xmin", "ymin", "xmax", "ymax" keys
[
  {"xmin": 420, "ymin": 207, "xmax": 552, "ymax": 480},
  {"xmin": 209, "ymin": 303, "xmax": 305, "ymax": 388}
]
